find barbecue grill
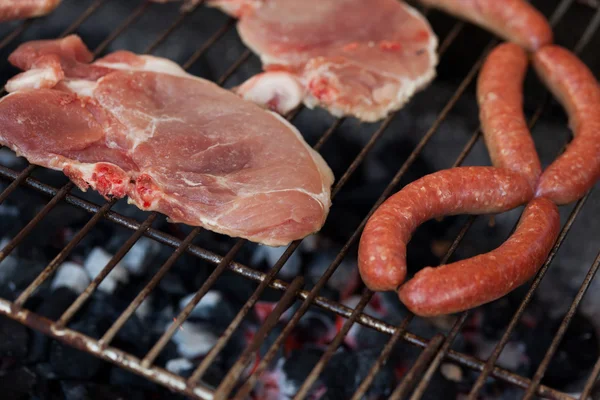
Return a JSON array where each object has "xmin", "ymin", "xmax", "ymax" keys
[{"xmin": 0, "ymin": 0, "xmax": 599, "ymax": 399}]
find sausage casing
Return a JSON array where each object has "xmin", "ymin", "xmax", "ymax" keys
[
  {"xmin": 358, "ymin": 167, "xmax": 533, "ymax": 292},
  {"xmin": 533, "ymin": 45, "xmax": 600, "ymax": 205},
  {"xmin": 398, "ymin": 197, "xmax": 559, "ymax": 317}
]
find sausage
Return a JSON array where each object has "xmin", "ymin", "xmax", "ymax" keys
[
  {"xmin": 478, "ymin": 43, "xmax": 541, "ymax": 189},
  {"xmin": 418, "ymin": 0, "xmax": 552, "ymax": 52},
  {"xmin": 358, "ymin": 167, "xmax": 533, "ymax": 292},
  {"xmin": 532, "ymin": 45, "xmax": 600, "ymax": 205},
  {"xmin": 398, "ymin": 197, "xmax": 559, "ymax": 317}
]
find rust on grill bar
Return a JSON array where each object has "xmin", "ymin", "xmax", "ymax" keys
[
  {"xmin": 389, "ymin": 334, "xmax": 445, "ymax": 400},
  {"xmin": 0, "ymin": 0, "xmax": 597, "ymax": 399}
]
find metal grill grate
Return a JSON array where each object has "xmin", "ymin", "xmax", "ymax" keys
[{"xmin": 0, "ymin": 1, "xmax": 598, "ymax": 399}]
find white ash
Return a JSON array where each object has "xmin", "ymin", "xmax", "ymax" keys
[
  {"xmin": 0, "ymin": 204, "xmax": 19, "ymax": 217},
  {"xmin": 135, "ymin": 295, "xmax": 153, "ymax": 320},
  {"xmin": 51, "ymin": 262, "xmax": 90, "ymax": 294},
  {"xmin": 121, "ymin": 237, "xmax": 160, "ymax": 276},
  {"xmin": 178, "ymin": 290, "xmax": 222, "ymax": 319},
  {"xmin": 84, "ymin": 247, "xmax": 129, "ymax": 294},
  {"xmin": 0, "ymin": 237, "xmax": 17, "ymax": 272},
  {"xmin": 252, "ymin": 244, "xmax": 301, "ymax": 279},
  {"xmin": 166, "ymin": 357, "xmax": 194, "ymax": 375},
  {"xmin": 0, "ymin": 148, "xmax": 22, "ymax": 167},
  {"xmin": 171, "ymin": 321, "xmax": 218, "ymax": 359}
]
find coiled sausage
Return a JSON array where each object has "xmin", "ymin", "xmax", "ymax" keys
[
  {"xmin": 398, "ymin": 197, "xmax": 559, "ymax": 317},
  {"xmin": 418, "ymin": 0, "xmax": 552, "ymax": 52},
  {"xmin": 478, "ymin": 42, "xmax": 541, "ymax": 189},
  {"xmin": 358, "ymin": 167, "xmax": 533, "ymax": 292},
  {"xmin": 533, "ymin": 45, "xmax": 600, "ymax": 205}
]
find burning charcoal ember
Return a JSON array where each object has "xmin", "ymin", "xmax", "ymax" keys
[
  {"xmin": 336, "ymin": 294, "xmax": 389, "ymax": 350},
  {"xmin": 251, "ymin": 244, "xmax": 302, "ymax": 280},
  {"xmin": 278, "ymin": 346, "xmax": 325, "ymax": 397},
  {"xmin": 0, "ymin": 316, "xmax": 29, "ymax": 370},
  {"xmin": 84, "ymin": 247, "xmax": 129, "ymax": 294},
  {"xmin": 290, "ymin": 306, "xmax": 336, "ymax": 347},
  {"xmin": 49, "ymin": 320, "xmax": 105, "ymax": 379},
  {"xmin": 0, "ymin": 366, "xmax": 36, "ymax": 399},
  {"xmin": 320, "ymin": 348, "xmax": 394, "ymax": 399},
  {"xmin": 171, "ymin": 321, "xmax": 219, "ymax": 359}
]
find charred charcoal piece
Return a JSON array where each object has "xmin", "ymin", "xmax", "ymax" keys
[
  {"xmin": 49, "ymin": 320, "xmax": 105, "ymax": 380},
  {"xmin": 0, "ymin": 366, "xmax": 36, "ymax": 400},
  {"xmin": 29, "ymin": 263, "xmax": 90, "ymax": 364},
  {"xmin": 540, "ymin": 313, "xmax": 599, "ymax": 389},
  {"xmin": 0, "ymin": 316, "xmax": 29, "ymax": 369},
  {"xmin": 280, "ymin": 346, "xmax": 325, "ymax": 395},
  {"xmin": 321, "ymin": 348, "xmax": 394, "ymax": 399},
  {"xmin": 60, "ymin": 381, "xmax": 147, "ymax": 400},
  {"xmin": 109, "ymin": 366, "xmax": 161, "ymax": 392}
]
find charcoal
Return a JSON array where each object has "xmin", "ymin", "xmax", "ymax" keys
[
  {"xmin": 321, "ymin": 348, "xmax": 394, "ymax": 399},
  {"xmin": 180, "ymin": 290, "xmax": 237, "ymax": 329},
  {"xmin": 541, "ymin": 313, "xmax": 599, "ymax": 389},
  {"xmin": 0, "ymin": 316, "xmax": 29, "ymax": 368},
  {"xmin": 49, "ymin": 320, "xmax": 105, "ymax": 380},
  {"xmin": 109, "ymin": 366, "xmax": 159, "ymax": 392},
  {"xmin": 60, "ymin": 381, "xmax": 147, "ymax": 400},
  {"xmin": 0, "ymin": 366, "xmax": 37, "ymax": 400},
  {"xmin": 282, "ymin": 346, "xmax": 324, "ymax": 389}
]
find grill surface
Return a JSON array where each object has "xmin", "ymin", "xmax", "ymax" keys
[{"xmin": 0, "ymin": 1, "xmax": 598, "ymax": 399}]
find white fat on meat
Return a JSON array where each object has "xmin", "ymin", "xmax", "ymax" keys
[
  {"xmin": 209, "ymin": 0, "xmax": 438, "ymax": 122},
  {"xmin": 0, "ymin": 0, "xmax": 61, "ymax": 22},
  {"xmin": 0, "ymin": 35, "xmax": 334, "ymax": 246}
]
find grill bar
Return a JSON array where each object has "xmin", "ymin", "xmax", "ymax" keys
[
  {"xmin": 214, "ymin": 276, "xmax": 305, "ymax": 398},
  {"xmin": 349, "ymin": 315, "xmax": 415, "ymax": 400},
  {"xmin": 581, "ymin": 350, "xmax": 600, "ymax": 399},
  {"xmin": 465, "ymin": 5, "xmax": 600, "ymax": 395},
  {"xmin": 14, "ymin": 199, "xmax": 116, "ymax": 307},
  {"xmin": 0, "ymin": 182, "xmax": 73, "ymax": 263},
  {"xmin": 293, "ymin": 290, "xmax": 375, "ymax": 400},
  {"xmin": 0, "ymin": 160, "xmax": 579, "ymax": 400},
  {"xmin": 234, "ymin": 18, "xmax": 480, "ymax": 396},
  {"xmin": 467, "ymin": 192, "xmax": 593, "ymax": 398},
  {"xmin": 56, "ymin": 213, "xmax": 158, "ymax": 328},
  {"xmin": 389, "ymin": 334, "xmax": 445, "ymax": 400},
  {"xmin": 100, "ymin": 227, "xmax": 201, "ymax": 346},
  {"xmin": 141, "ymin": 239, "xmax": 246, "ymax": 367},
  {"xmin": 143, "ymin": 1, "xmax": 204, "ymax": 54},
  {"xmin": 522, "ymin": 250, "xmax": 600, "ymax": 400},
  {"xmin": 92, "ymin": 1, "xmax": 149, "ymax": 57},
  {"xmin": 0, "ymin": 1, "xmax": 595, "ymax": 399}
]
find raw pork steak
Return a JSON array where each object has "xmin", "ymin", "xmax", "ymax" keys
[
  {"xmin": 209, "ymin": 0, "xmax": 438, "ymax": 122},
  {"xmin": 0, "ymin": 35, "xmax": 334, "ymax": 246},
  {"xmin": 0, "ymin": 0, "xmax": 61, "ymax": 22}
]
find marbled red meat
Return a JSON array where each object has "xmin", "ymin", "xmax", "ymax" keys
[
  {"xmin": 209, "ymin": 0, "xmax": 438, "ymax": 122},
  {"xmin": 0, "ymin": 35, "xmax": 334, "ymax": 246}
]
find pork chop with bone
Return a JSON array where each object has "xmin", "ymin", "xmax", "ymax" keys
[
  {"xmin": 0, "ymin": 35, "xmax": 333, "ymax": 246},
  {"xmin": 208, "ymin": 0, "xmax": 438, "ymax": 122}
]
